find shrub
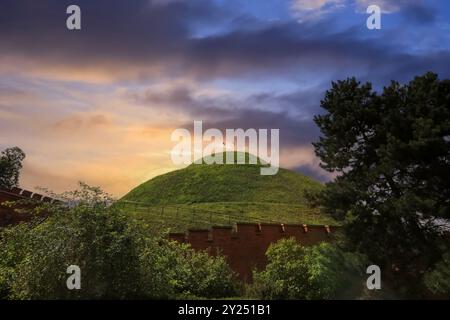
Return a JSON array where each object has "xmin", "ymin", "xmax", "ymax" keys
[
  {"xmin": 0, "ymin": 183, "xmax": 238, "ymax": 299},
  {"xmin": 250, "ymin": 238, "xmax": 367, "ymax": 299},
  {"xmin": 166, "ymin": 243, "xmax": 238, "ymax": 298},
  {"xmin": 139, "ymin": 239, "xmax": 238, "ymax": 299},
  {"xmin": 0, "ymin": 185, "xmax": 144, "ymax": 299},
  {"xmin": 424, "ymin": 251, "xmax": 450, "ymax": 295}
]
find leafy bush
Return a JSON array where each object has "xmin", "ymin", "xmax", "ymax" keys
[
  {"xmin": 138, "ymin": 239, "xmax": 238, "ymax": 299},
  {"xmin": 0, "ymin": 183, "xmax": 237, "ymax": 299},
  {"xmin": 0, "ymin": 185, "xmax": 145, "ymax": 299},
  {"xmin": 424, "ymin": 251, "xmax": 450, "ymax": 295},
  {"xmin": 249, "ymin": 238, "xmax": 368, "ymax": 299}
]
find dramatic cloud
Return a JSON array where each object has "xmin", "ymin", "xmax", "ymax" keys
[
  {"xmin": 0, "ymin": 0, "xmax": 449, "ymax": 195},
  {"xmin": 291, "ymin": 0, "xmax": 345, "ymax": 21},
  {"xmin": 0, "ymin": 0, "xmax": 447, "ymax": 83}
]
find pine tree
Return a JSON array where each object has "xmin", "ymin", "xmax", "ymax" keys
[{"xmin": 313, "ymin": 72, "xmax": 450, "ymax": 294}]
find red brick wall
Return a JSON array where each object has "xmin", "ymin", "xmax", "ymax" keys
[
  {"xmin": 2, "ymin": 188, "xmax": 338, "ymax": 282},
  {"xmin": 0, "ymin": 188, "xmax": 53, "ymax": 227},
  {"xmin": 169, "ymin": 223, "xmax": 338, "ymax": 282}
]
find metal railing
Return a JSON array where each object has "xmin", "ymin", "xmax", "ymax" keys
[{"xmin": 116, "ymin": 200, "xmax": 296, "ymax": 230}]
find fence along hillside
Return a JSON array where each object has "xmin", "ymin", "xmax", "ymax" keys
[
  {"xmin": 119, "ymin": 199, "xmax": 340, "ymax": 281},
  {"xmin": 118, "ymin": 199, "xmax": 337, "ymax": 232}
]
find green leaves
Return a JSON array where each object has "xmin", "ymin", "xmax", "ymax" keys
[
  {"xmin": 0, "ymin": 183, "xmax": 238, "ymax": 299},
  {"xmin": 0, "ymin": 147, "xmax": 25, "ymax": 190},
  {"xmin": 250, "ymin": 238, "xmax": 368, "ymax": 300},
  {"xmin": 139, "ymin": 240, "xmax": 238, "ymax": 299},
  {"xmin": 424, "ymin": 251, "xmax": 450, "ymax": 294},
  {"xmin": 313, "ymin": 72, "xmax": 450, "ymax": 295}
]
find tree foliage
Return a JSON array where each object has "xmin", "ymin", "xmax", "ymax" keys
[
  {"xmin": 424, "ymin": 251, "xmax": 450, "ymax": 295},
  {"xmin": 141, "ymin": 241, "xmax": 238, "ymax": 299},
  {"xmin": 250, "ymin": 238, "xmax": 367, "ymax": 299},
  {"xmin": 0, "ymin": 183, "xmax": 237, "ymax": 299},
  {"xmin": 0, "ymin": 147, "xmax": 25, "ymax": 190},
  {"xmin": 312, "ymin": 72, "xmax": 450, "ymax": 292}
]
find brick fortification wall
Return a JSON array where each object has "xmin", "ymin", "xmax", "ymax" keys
[
  {"xmin": 2, "ymin": 188, "xmax": 337, "ymax": 282},
  {"xmin": 0, "ymin": 187, "xmax": 54, "ymax": 227},
  {"xmin": 169, "ymin": 223, "xmax": 338, "ymax": 282}
]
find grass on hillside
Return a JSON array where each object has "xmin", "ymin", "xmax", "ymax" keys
[
  {"xmin": 123, "ymin": 164, "xmax": 324, "ymax": 205},
  {"xmin": 120, "ymin": 201, "xmax": 339, "ymax": 233},
  {"xmin": 121, "ymin": 152, "xmax": 335, "ymax": 232}
]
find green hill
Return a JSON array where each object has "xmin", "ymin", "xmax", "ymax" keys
[
  {"xmin": 120, "ymin": 152, "xmax": 337, "ymax": 231},
  {"xmin": 123, "ymin": 152, "xmax": 323, "ymax": 205}
]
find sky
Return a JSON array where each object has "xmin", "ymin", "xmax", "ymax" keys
[{"xmin": 0, "ymin": 0, "xmax": 449, "ymax": 197}]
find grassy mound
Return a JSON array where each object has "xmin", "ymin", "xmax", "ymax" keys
[
  {"xmin": 122, "ymin": 152, "xmax": 323, "ymax": 205},
  {"xmin": 120, "ymin": 152, "xmax": 336, "ymax": 231}
]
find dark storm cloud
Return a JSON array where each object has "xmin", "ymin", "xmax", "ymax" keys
[
  {"xmin": 2, "ymin": 0, "xmax": 448, "ymax": 193},
  {"xmin": 3, "ymin": 0, "xmax": 448, "ymax": 162},
  {"xmin": 1, "ymin": 0, "xmax": 448, "ymax": 81},
  {"xmin": 126, "ymin": 86, "xmax": 235, "ymax": 119},
  {"xmin": 129, "ymin": 84, "xmax": 325, "ymax": 118},
  {"xmin": 200, "ymin": 109, "xmax": 321, "ymax": 148},
  {"xmin": 383, "ymin": 0, "xmax": 436, "ymax": 24},
  {"xmin": 128, "ymin": 82, "xmax": 328, "ymax": 179},
  {"xmin": 128, "ymin": 84, "xmax": 322, "ymax": 148},
  {"xmin": 0, "ymin": 0, "xmax": 226, "ymax": 74},
  {"xmin": 401, "ymin": 3, "xmax": 436, "ymax": 24}
]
